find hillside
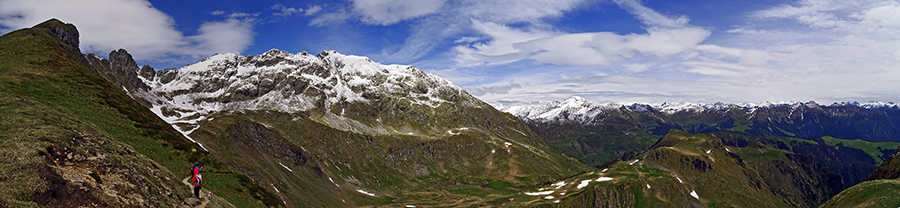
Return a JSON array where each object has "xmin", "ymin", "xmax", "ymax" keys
[
  {"xmin": 820, "ymin": 141, "xmax": 900, "ymax": 207},
  {"xmin": 504, "ymin": 130, "xmax": 847, "ymax": 207},
  {"xmin": 509, "ymin": 97, "xmax": 900, "ymax": 177},
  {"xmin": 505, "ymin": 97, "xmax": 900, "ymax": 207},
  {"xmin": 0, "ymin": 19, "xmax": 272, "ymax": 207}
]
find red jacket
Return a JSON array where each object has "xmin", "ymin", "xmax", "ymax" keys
[{"xmin": 191, "ymin": 167, "xmax": 202, "ymax": 187}]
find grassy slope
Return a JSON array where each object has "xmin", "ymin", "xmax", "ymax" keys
[
  {"xmin": 515, "ymin": 130, "xmax": 856, "ymax": 208},
  {"xmin": 820, "ymin": 136, "xmax": 900, "ymax": 164},
  {"xmin": 0, "ymin": 21, "xmax": 277, "ymax": 207},
  {"xmin": 820, "ymin": 179, "xmax": 900, "ymax": 208},
  {"xmin": 188, "ymin": 110, "xmax": 590, "ymax": 207},
  {"xmin": 526, "ymin": 121, "xmax": 659, "ymax": 168}
]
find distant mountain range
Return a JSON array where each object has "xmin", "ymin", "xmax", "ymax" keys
[
  {"xmin": 504, "ymin": 96, "xmax": 900, "ymax": 141},
  {"xmin": 502, "ymin": 96, "xmax": 900, "ymax": 207}
]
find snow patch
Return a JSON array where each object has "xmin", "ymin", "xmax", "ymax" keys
[
  {"xmin": 675, "ymin": 175, "xmax": 683, "ymax": 184},
  {"xmin": 628, "ymin": 159, "xmax": 640, "ymax": 165},
  {"xmin": 328, "ymin": 177, "xmax": 339, "ymax": 187},
  {"xmin": 577, "ymin": 179, "xmax": 593, "ymax": 189},
  {"xmin": 595, "ymin": 177, "xmax": 613, "ymax": 182},
  {"xmin": 690, "ymin": 190, "xmax": 699, "ymax": 200},
  {"xmin": 279, "ymin": 162, "xmax": 292, "ymax": 172},
  {"xmin": 551, "ymin": 181, "xmax": 567, "ymax": 188},
  {"xmin": 646, "ymin": 184, "xmax": 651, "ymax": 189},
  {"xmin": 544, "ymin": 196, "xmax": 555, "ymax": 200},
  {"xmin": 706, "ymin": 150, "xmax": 711, "ymax": 154},
  {"xmin": 356, "ymin": 189, "xmax": 375, "ymax": 197},
  {"xmin": 525, "ymin": 190, "xmax": 554, "ymax": 196}
]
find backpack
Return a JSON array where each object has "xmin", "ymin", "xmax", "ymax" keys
[{"xmin": 190, "ymin": 166, "xmax": 202, "ymax": 186}]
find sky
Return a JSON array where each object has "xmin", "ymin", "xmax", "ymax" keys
[{"xmin": 1, "ymin": 0, "xmax": 899, "ymax": 106}]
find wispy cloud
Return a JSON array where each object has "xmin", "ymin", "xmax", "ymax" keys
[
  {"xmin": 309, "ymin": 7, "xmax": 352, "ymax": 26},
  {"xmin": 271, "ymin": 4, "xmax": 300, "ymax": 17},
  {"xmin": 454, "ymin": 0, "xmax": 711, "ymax": 67},
  {"xmin": 271, "ymin": 4, "xmax": 321, "ymax": 17},
  {"xmin": 349, "ymin": 0, "xmax": 447, "ymax": 25},
  {"xmin": 463, "ymin": 80, "xmax": 523, "ymax": 96},
  {"xmin": 305, "ymin": 5, "xmax": 322, "ymax": 16}
]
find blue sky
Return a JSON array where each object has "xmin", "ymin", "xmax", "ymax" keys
[{"xmin": 1, "ymin": 0, "xmax": 899, "ymax": 106}]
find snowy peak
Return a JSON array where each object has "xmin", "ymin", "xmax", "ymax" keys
[
  {"xmin": 504, "ymin": 96, "xmax": 609, "ymax": 123},
  {"xmin": 123, "ymin": 49, "xmax": 477, "ymax": 139},
  {"xmin": 505, "ymin": 96, "xmax": 900, "ymax": 123}
]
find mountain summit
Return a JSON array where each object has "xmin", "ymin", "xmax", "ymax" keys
[{"xmin": 95, "ymin": 48, "xmax": 483, "ymax": 140}]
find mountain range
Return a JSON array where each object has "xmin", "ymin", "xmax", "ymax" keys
[
  {"xmin": 502, "ymin": 96, "xmax": 900, "ymax": 207},
  {"xmin": 3, "ymin": 19, "xmax": 900, "ymax": 207}
]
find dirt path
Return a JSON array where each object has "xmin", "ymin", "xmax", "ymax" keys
[
  {"xmin": 179, "ymin": 176, "xmax": 237, "ymax": 208},
  {"xmin": 180, "ymin": 176, "xmax": 212, "ymax": 208}
]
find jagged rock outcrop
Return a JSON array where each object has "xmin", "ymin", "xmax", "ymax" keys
[{"xmin": 33, "ymin": 19, "xmax": 90, "ymax": 67}]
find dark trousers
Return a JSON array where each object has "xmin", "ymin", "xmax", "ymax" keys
[{"xmin": 194, "ymin": 186, "xmax": 201, "ymax": 198}]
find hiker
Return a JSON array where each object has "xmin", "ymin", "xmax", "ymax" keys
[{"xmin": 190, "ymin": 162, "xmax": 203, "ymax": 199}]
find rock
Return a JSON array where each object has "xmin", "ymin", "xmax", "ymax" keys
[
  {"xmin": 34, "ymin": 19, "xmax": 91, "ymax": 67},
  {"xmin": 140, "ymin": 65, "xmax": 156, "ymax": 80},
  {"xmin": 35, "ymin": 19, "xmax": 79, "ymax": 51},
  {"xmin": 181, "ymin": 197, "xmax": 202, "ymax": 207},
  {"xmin": 159, "ymin": 68, "xmax": 179, "ymax": 84},
  {"xmin": 110, "ymin": 49, "xmax": 139, "ymax": 71}
]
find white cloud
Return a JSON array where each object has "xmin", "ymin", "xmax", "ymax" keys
[
  {"xmin": 471, "ymin": 0, "xmax": 900, "ymax": 105},
  {"xmin": 463, "ymin": 80, "xmax": 523, "ymax": 96},
  {"xmin": 307, "ymin": 0, "xmax": 592, "ymax": 64},
  {"xmin": 453, "ymin": 2, "xmax": 711, "ymax": 67},
  {"xmin": 453, "ymin": 36, "xmax": 483, "ymax": 44},
  {"xmin": 212, "ymin": 10, "xmax": 225, "ymax": 15},
  {"xmin": 309, "ymin": 8, "xmax": 352, "ymax": 26},
  {"xmin": 457, "ymin": 0, "xmax": 588, "ymax": 24},
  {"xmin": 227, "ymin": 12, "xmax": 259, "ymax": 19},
  {"xmin": 0, "ymin": 0, "xmax": 256, "ymax": 62},
  {"xmin": 305, "ymin": 5, "xmax": 322, "ymax": 16},
  {"xmin": 271, "ymin": 4, "xmax": 301, "ymax": 17},
  {"xmin": 185, "ymin": 18, "xmax": 255, "ymax": 55},
  {"xmin": 271, "ymin": 4, "xmax": 321, "ymax": 17},
  {"xmin": 612, "ymin": 0, "xmax": 690, "ymax": 28},
  {"xmin": 350, "ymin": 0, "xmax": 447, "ymax": 25}
]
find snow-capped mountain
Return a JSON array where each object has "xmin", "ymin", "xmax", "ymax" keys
[
  {"xmin": 505, "ymin": 96, "xmax": 900, "ymax": 122},
  {"xmin": 502, "ymin": 96, "xmax": 610, "ymax": 123},
  {"xmin": 505, "ymin": 96, "xmax": 900, "ymax": 141},
  {"xmin": 90, "ymin": 49, "xmax": 485, "ymax": 144}
]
